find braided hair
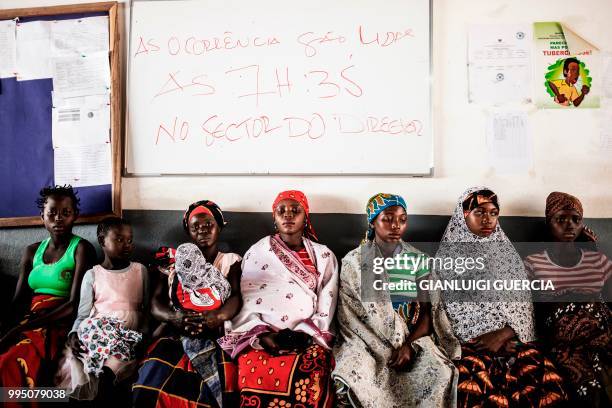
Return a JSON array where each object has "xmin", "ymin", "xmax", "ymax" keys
[{"xmin": 36, "ymin": 185, "xmax": 80, "ymax": 213}]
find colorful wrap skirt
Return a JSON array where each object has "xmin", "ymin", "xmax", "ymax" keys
[
  {"xmin": 0, "ymin": 295, "xmax": 70, "ymax": 408},
  {"xmin": 237, "ymin": 344, "xmax": 335, "ymax": 408},
  {"xmin": 539, "ymin": 301, "xmax": 611, "ymax": 405},
  {"xmin": 132, "ymin": 336, "xmax": 237, "ymax": 407},
  {"xmin": 457, "ymin": 342, "xmax": 568, "ymax": 408},
  {"xmin": 0, "ymin": 295, "xmax": 69, "ymax": 386}
]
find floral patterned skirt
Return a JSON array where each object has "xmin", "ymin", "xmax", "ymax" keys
[{"xmin": 237, "ymin": 344, "xmax": 335, "ymax": 408}]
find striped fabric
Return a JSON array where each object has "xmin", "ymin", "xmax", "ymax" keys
[
  {"xmin": 525, "ymin": 250, "xmax": 612, "ymax": 293},
  {"xmin": 387, "ymin": 251, "xmax": 430, "ymax": 300},
  {"xmin": 295, "ymin": 247, "xmax": 317, "ymax": 276}
]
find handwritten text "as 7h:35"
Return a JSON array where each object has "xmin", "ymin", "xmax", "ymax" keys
[{"xmin": 153, "ymin": 65, "xmax": 363, "ymax": 107}]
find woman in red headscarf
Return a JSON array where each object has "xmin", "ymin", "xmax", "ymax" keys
[{"xmin": 219, "ymin": 190, "xmax": 339, "ymax": 408}]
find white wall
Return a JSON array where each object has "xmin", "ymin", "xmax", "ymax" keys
[{"xmin": 2, "ymin": 0, "xmax": 611, "ymax": 217}]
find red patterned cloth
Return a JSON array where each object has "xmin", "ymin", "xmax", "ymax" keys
[
  {"xmin": 296, "ymin": 247, "xmax": 317, "ymax": 276},
  {"xmin": 0, "ymin": 295, "xmax": 70, "ymax": 408},
  {"xmin": 237, "ymin": 345, "xmax": 335, "ymax": 408}
]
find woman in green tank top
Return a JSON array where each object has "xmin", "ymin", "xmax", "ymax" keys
[{"xmin": 0, "ymin": 186, "xmax": 96, "ymax": 389}]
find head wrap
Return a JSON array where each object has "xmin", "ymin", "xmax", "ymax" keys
[
  {"xmin": 365, "ymin": 193, "xmax": 407, "ymax": 241},
  {"xmin": 545, "ymin": 192, "xmax": 597, "ymax": 241},
  {"xmin": 272, "ymin": 190, "xmax": 318, "ymax": 241},
  {"xmin": 462, "ymin": 189, "xmax": 499, "ymax": 218},
  {"xmin": 545, "ymin": 192, "xmax": 582, "ymax": 222},
  {"xmin": 182, "ymin": 200, "xmax": 227, "ymax": 233}
]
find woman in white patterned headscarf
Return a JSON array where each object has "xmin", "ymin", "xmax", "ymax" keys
[{"xmin": 435, "ymin": 187, "xmax": 567, "ymax": 408}]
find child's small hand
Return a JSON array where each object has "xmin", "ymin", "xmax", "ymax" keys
[{"xmin": 68, "ymin": 332, "xmax": 84, "ymax": 357}]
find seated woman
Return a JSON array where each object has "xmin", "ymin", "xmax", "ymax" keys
[
  {"xmin": 219, "ymin": 190, "xmax": 338, "ymax": 408},
  {"xmin": 332, "ymin": 193, "xmax": 460, "ymax": 408},
  {"xmin": 525, "ymin": 192, "xmax": 611, "ymax": 405},
  {"xmin": 435, "ymin": 187, "xmax": 567, "ymax": 407},
  {"xmin": 0, "ymin": 185, "xmax": 96, "ymax": 389},
  {"xmin": 132, "ymin": 200, "xmax": 242, "ymax": 408}
]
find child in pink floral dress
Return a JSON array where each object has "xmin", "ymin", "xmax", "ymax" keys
[{"xmin": 56, "ymin": 217, "xmax": 148, "ymax": 400}]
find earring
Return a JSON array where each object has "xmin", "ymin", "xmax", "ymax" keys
[{"xmin": 273, "ymin": 222, "xmax": 278, "ymax": 231}]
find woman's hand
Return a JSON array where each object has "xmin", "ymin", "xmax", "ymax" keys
[
  {"xmin": 259, "ymin": 332, "xmax": 281, "ymax": 355},
  {"xmin": 472, "ymin": 326, "xmax": 515, "ymax": 354},
  {"xmin": 67, "ymin": 332, "xmax": 84, "ymax": 357},
  {"xmin": 260, "ymin": 330, "xmax": 311, "ymax": 355},
  {"xmin": 203, "ymin": 310, "xmax": 226, "ymax": 329},
  {"xmin": 503, "ymin": 338, "xmax": 518, "ymax": 354},
  {"xmin": 388, "ymin": 342, "xmax": 416, "ymax": 370},
  {"xmin": 275, "ymin": 329, "xmax": 311, "ymax": 352},
  {"xmin": 167, "ymin": 310, "xmax": 204, "ymax": 336}
]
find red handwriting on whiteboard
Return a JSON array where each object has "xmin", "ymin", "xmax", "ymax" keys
[
  {"xmin": 283, "ymin": 113, "xmax": 325, "ymax": 139},
  {"xmin": 225, "ymin": 65, "xmax": 291, "ymax": 107},
  {"xmin": 156, "ymin": 116, "xmax": 189, "ymax": 145},
  {"xmin": 154, "ymin": 114, "xmax": 423, "ymax": 147},
  {"xmin": 199, "ymin": 114, "xmax": 326, "ymax": 147},
  {"xmin": 358, "ymin": 26, "xmax": 414, "ymax": 47},
  {"xmin": 306, "ymin": 65, "xmax": 363, "ymax": 98},
  {"xmin": 161, "ymin": 33, "xmax": 280, "ymax": 57},
  {"xmin": 154, "ymin": 71, "xmax": 216, "ymax": 98},
  {"xmin": 334, "ymin": 114, "xmax": 423, "ymax": 136},
  {"xmin": 200, "ymin": 115, "xmax": 283, "ymax": 146},
  {"xmin": 133, "ymin": 37, "xmax": 160, "ymax": 58},
  {"xmin": 296, "ymin": 31, "xmax": 346, "ymax": 57}
]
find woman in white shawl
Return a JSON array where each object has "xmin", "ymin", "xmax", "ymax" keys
[
  {"xmin": 219, "ymin": 190, "xmax": 338, "ymax": 408},
  {"xmin": 435, "ymin": 187, "xmax": 567, "ymax": 407},
  {"xmin": 332, "ymin": 193, "xmax": 460, "ymax": 408}
]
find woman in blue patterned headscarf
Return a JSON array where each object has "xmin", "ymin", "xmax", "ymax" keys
[
  {"xmin": 332, "ymin": 193, "xmax": 459, "ymax": 408},
  {"xmin": 365, "ymin": 193, "xmax": 407, "ymax": 241}
]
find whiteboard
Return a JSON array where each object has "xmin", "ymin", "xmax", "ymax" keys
[{"xmin": 126, "ymin": 0, "xmax": 432, "ymax": 175}]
